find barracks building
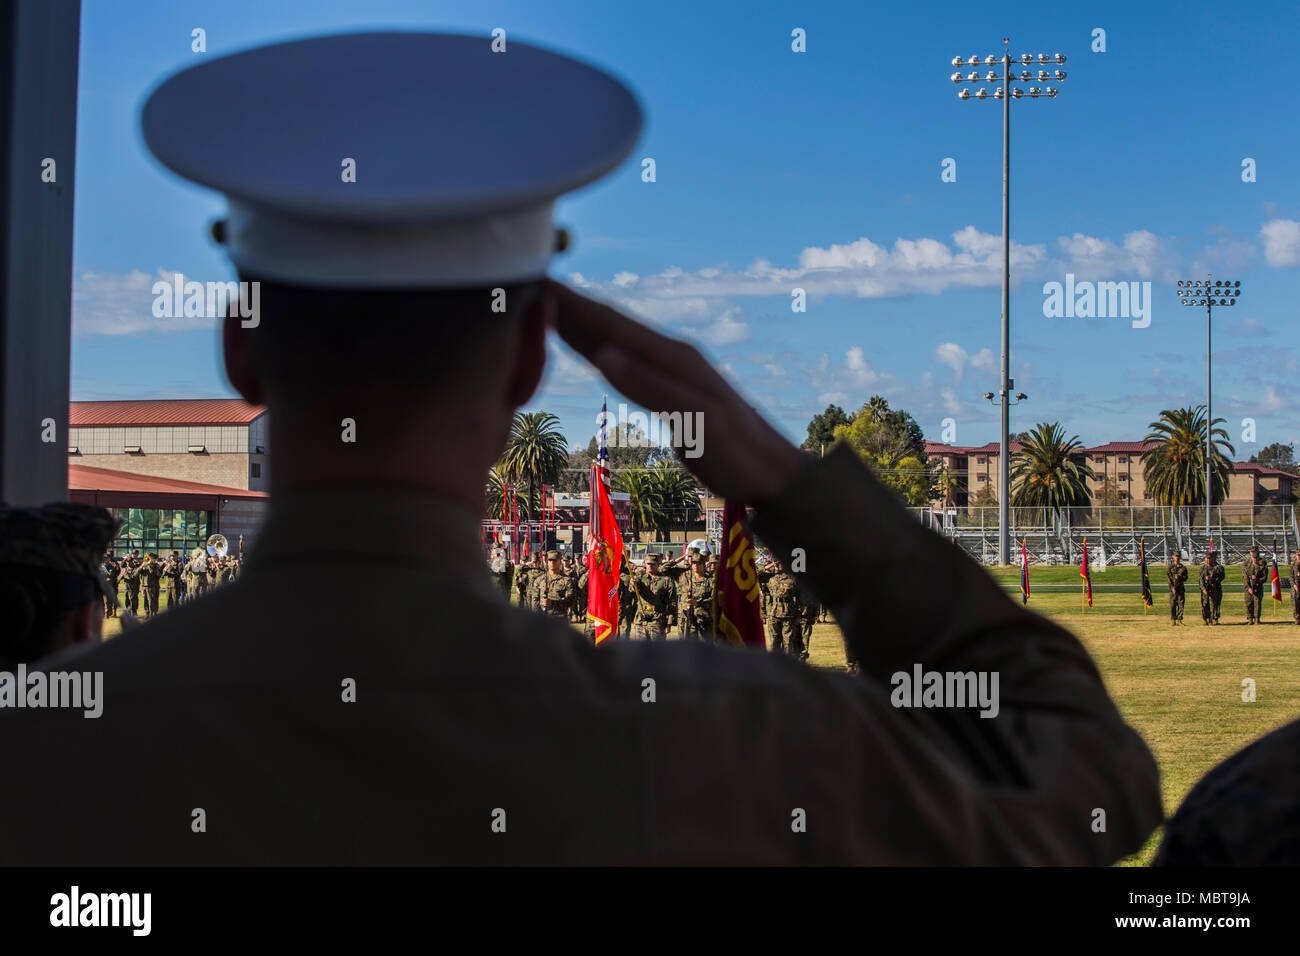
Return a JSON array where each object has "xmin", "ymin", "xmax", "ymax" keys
[
  {"xmin": 925, "ymin": 439, "xmax": 1296, "ymax": 512},
  {"xmin": 66, "ymin": 399, "xmax": 269, "ymax": 557}
]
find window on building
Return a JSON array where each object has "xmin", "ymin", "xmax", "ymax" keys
[
  {"xmin": 1119, "ymin": 473, "xmax": 1129, "ymax": 481},
  {"xmin": 107, "ymin": 507, "xmax": 212, "ymax": 557},
  {"xmin": 1143, "ymin": 490, "xmax": 1152, "ymax": 500},
  {"xmin": 977, "ymin": 475, "xmax": 988, "ymax": 482},
  {"xmin": 1119, "ymin": 491, "xmax": 1129, "ymax": 500},
  {"xmin": 976, "ymin": 457, "xmax": 988, "ymax": 465},
  {"xmin": 251, "ymin": 462, "xmax": 261, "ymax": 479},
  {"xmin": 1118, "ymin": 456, "xmax": 1128, "ymax": 463}
]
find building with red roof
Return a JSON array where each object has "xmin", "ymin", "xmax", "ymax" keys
[
  {"xmin": 68, "ymin": 398, "xmax": 268, "ymax": 491},
  {"xmin": 67, "ymin": 399, "xmax": 270, "ymax": 555},
  {"xmin": 923, "ymin": 436, "xmax": 1294, "ymax": 512}
]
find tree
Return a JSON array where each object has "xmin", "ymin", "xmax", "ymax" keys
[
  {"xmin": 935, "ymin": 468, "xmax": 960, "ymax": 509},
  {"xmin": 1142, "ymin": 406, "xmax": 1234, "ymax": 506},
  {"xmin": 832, "ymin": 400, "xmax": 925, "ymax": 463},
  {"xmin": 1009, "ymin": 422, "xmax": 1095, "ymax": 520},
  {"xmin": 865, "ymin": 395, "xmax": 891, "ymax": 423},
  {"xmin": 615, "ymin": 469, "xmax": 658, "ymax": 542},
  {"xmin": 498, "ymin": 411, "xmax": 569, "ymax": 518},
  {"xmin": 802, "ymin": 404, "xmax": 852, "ymax": 454},
  {"xmin": 646, "ymin": 462, "xmax": 701, "ymax": 541},
  {"xmin": 486, "ymin": 468, "xmax": 537, "ymax": 520},
  {"xmin": 1095, "ymin": 476, "xmax": 1123, "ymax": 507},
  {"xmin": 1249, "ymin": 442, "xmax": 1298, "ymax": 476},
  {"xmin": 570, "ymin": 423, "xmax": 670, "ymax": 490},
  {"xmin": 833, "ymin": 398, "xmax": 931, "ymax": 506},
  {"xmin": 971, "ymin": 483, "xmax": 997, "ymax": 508}
]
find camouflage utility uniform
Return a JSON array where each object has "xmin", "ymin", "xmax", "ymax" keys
[
  {"xmin": 104, "ymin": 560, "xmax": 121, "ymax": 618},
  {"xmin": 1243, "ymin": 553, "xmax": 1267, "ymax": 624},
  {"xmin": 632, "ymin": 567, "xmax": 676, "ymax": 641},
  {"xmin": 759, "ymin": 565, "xmax": 804, "ymax": 658},
  {"xmin": 1166, "ymin": 561, "xmax": 1187, "ymax": 623},
  {"xmin": 1292, "ymin": 555, "xmax": 1300, "ymax": 624},
  {"xmin": 1199, "ymin": 560, "xmax": 1225, "ymax": 624},
  {"xmin": 617, "ymin": 569, "xmax": 637, "ymax": 636},
  {"xmin": 680, "ymin": 565, "xmax": 715, "ymax": 640},
  {"xmin": 122, "ymin": 558, "xmax": 141, "ymax": 614},
  {"xmin": 142, "ymin": 559, "xmax": 162, "ymax": 618},
  {"xmin": 537, "ymin": 570, "xmax": 576, "ymax": 621}
]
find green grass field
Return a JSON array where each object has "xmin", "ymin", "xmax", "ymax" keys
[
  {"xmin": 106, "ymin": 565, "xmax": 1300, "ymax": 865},
  {"xmin": 974, "ymin": 565, "xmax": 1300, "ymax": 865}
]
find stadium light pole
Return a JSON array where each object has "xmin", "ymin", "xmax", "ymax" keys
[
  {"xmin": 951, "ymin": 41, "xmax": 1066, "ymax": 565},
  {"xmin": 1176, "ymin": 277, "xmax": 1242, "ymax": 540}
]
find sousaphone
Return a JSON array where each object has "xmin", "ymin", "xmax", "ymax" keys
[{"xmin": 207, "ymin": 533, "xmax": 229, "ymax": 558}]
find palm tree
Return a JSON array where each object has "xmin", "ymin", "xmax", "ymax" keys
[
  {"xmin": 616, "ymin": 468, "xmax": 659, "ymax": 542},
  {"xmin": 936, "ymin": 466, "xmax": 959, "ymax": 510},
  {"xmin": 1142, "ymin": 406, "xmax": 1234, "ymax": 506},
  {"xmin": 647, "ymin": 462, "xmax": 701, "ymax": 541},
  {"xmin": 498, "ymin": 412, "xmax": 569, "ymax": 517},
  {"xmin": 866, "ymin": 395, "xmax": 890, "ymax": 424},
  {"xmin": 1009, "ymin": 422, "xmax": 1095, "ymax": 521},
  {"xmin": 485, "ymin": 468, "xmax": 534, "ymax": 520}
]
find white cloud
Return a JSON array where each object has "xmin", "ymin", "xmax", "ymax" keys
[
  {"xmin": 1260, "ymin": 219, "xmax": 1300, "ymax": 268},
  {"xmin": 1054, "ymin": 230, "xmax": 1180, "ymax": 282},
  {"xmin": 933, "ymin": 342, "xmax": 968, "ymax": 381},
  {"xmin": 939, "ymin": 387, "xmax": 965, "ymax": 417},
  {"xmin": 970, "ymin": 348, "xmax": 996, "ymax": 375},
  {"xmin": 73, "ymin": 268, "xmax": 222, "ymax": 337},
  {"xmin": 570, "ymin": 226, "xmax": 1184, "ymax": 326},
  {"xmin": 1262, "ymin": 386, "xmax": 1284, "ymax": 412},
  {"xmin": 845, "ymin": 346, "xmax": 877, "ymax": 385},
  {"xmin": 695, "ymin": 308, "xmax": 750, "ymax": 347}
]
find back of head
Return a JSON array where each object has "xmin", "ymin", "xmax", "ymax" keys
[
  {"xmin": 239, "ymin": 278, "xmax": 541, "ymax": 408},
  {"xmin": 0, "ymin": 502, "xmax": 118, "ymax": 666},
  {"xmin": 0, "ymin": 565, "xmax": 99, "ymax": 666}
]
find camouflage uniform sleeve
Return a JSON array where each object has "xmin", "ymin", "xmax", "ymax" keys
[{"xmin": 740, "ymin": 443, "xmax": 1161, "ymax": 864}]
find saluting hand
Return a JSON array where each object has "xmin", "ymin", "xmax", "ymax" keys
[{"xmin": 545, "ymin": 280, "xmax": 808, "ymax": 506}]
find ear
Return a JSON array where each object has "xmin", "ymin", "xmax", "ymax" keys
[
  {"xmin": 223, "ymin": 314, "xmax": 265, "ymax": 405},
  {"xmin": 504, "ymin": 288, "xmax": 554, "ymax": 408}
]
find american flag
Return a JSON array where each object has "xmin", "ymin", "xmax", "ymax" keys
[
  {"xmin": 589, "ymin": 395, "xmax": 612, "ymax": 560},
  {"xmin": 595, "ymin": 396, "xmax": 611, "ymax": 493}
]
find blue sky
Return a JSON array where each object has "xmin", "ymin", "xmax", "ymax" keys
[{"xmin": 72, "ymin": 0, "xmax": 1300, "ymax": 457}]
